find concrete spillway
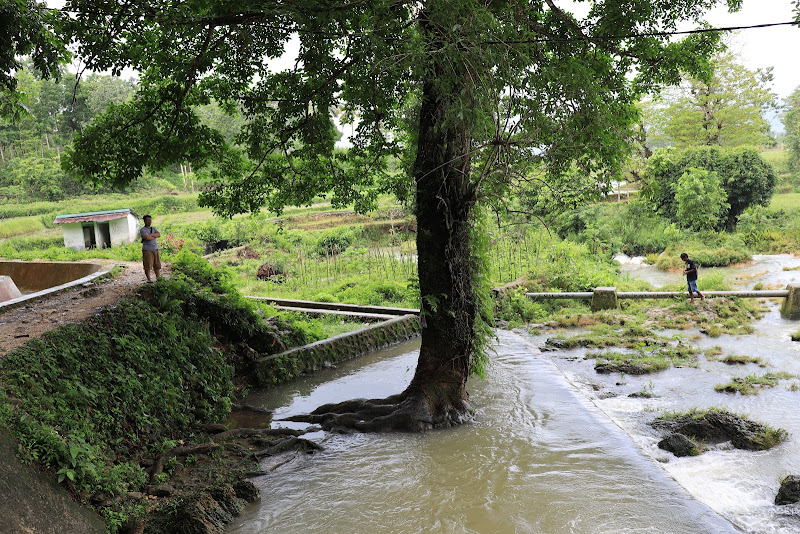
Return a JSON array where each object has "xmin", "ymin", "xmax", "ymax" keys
[{"xmin": 0, "ymin": 261, "xmax": 107, "ymax": 308}]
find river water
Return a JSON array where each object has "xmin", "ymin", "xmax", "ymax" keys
[{"xmin": 228, "ymin": 255, "xmax": 800, "ymax": 533}]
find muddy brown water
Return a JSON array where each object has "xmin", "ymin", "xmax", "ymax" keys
[
  {"xmin": 228, "ymin": 335, "xmax": 738, "ymax": 533},
  {"xmin": 228, "ymin": 255, "xmax": 800, "ymax": 533}
]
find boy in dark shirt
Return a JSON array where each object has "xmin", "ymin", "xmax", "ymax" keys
[{"xmin": 680, "ymin": 252, "xmax": 705, "ymax": 303}]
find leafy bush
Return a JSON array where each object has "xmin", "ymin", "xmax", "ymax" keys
[
  {"xmin": 316, "ymin": 226, "xmax": 359, "ymax": 256},
  {"xmin": 675, "ymin": 168, "xmax": 729, "ymax": 231},
  {"xmin": 170, "ymin": 248, "xmax": 233, "ymax": 293},
  {"xmin": 655, "ymin": 246, "xmax": 750, "ymax": 270},
  {"xmin": 532, "ymin": 240, "xmax": 619, "ymax": 291},
  {"xmin": 553, "ymin": 200, "xmax": 685, "ymax": 256},
  {"xmin": 644, "ymin": 146, "xmax": 777, "ymax": 229},
  {"xmin": 494, "ymin": 288, "xmax": 548, "ymax": 326}
]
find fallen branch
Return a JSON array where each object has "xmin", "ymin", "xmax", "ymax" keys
[{"xmin": 252, "ymin": 436, "xmax": 323, "ymax": 459}]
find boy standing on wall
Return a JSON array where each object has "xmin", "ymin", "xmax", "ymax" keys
[
  {"xmin": 140, "ymin": 215, "xmax": 161, "ymax": 282},
  {"xmin": 680, "ymin": 252, "xmax": 705, "ymax": 303}
]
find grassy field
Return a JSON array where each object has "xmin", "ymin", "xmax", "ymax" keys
[
  {"xmin": 769, "ymin": 192, "xmax": 800, "ymax": 212},
  {"xmin": 759, "ymin": 148, "xmax": 792, "ymax": 175}
]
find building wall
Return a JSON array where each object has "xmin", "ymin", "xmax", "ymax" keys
[
  {"xmin": 62, "ymin": 223, "xmax": 86, "ymax": 250},
  {"xmin": 61, "ymin": 214, "xmax": 139, "ymax": 250},
  {"xmin": 109, "ymin": 213, "xmax": 140, "ymax": 245}
]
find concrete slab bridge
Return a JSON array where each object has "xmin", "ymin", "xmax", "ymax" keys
[{"xmin": 525, "ymin": 284, "xmax": 800, "ymax": 319}]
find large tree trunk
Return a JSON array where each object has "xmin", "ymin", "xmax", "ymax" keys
[
  {"xmin": 284, "ymin": 4, "xmax": 479, "ymax": 432},
  {"xmin": 404, "ymin": 73, "xmax": 477, "ymax": 427},
  {"xmin": 285, "ymin": 74, "xmax": 479, "ymax": 432}
]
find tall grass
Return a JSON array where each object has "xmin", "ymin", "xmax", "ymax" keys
[
  {"xmin": 0, "ymin": 216, "xmax": 45, "ymax": 238},
  {"xmin": 769, "ymin": 193, "xmax": 800, "ymax": 212}
]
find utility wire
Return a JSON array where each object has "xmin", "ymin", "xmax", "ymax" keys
[{"xmin": 482, "ymin": 21, "xmax": 800, "ymax": 45}]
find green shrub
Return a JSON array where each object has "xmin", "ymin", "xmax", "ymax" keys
[
  {"xmin": 494, "ymin": 288, "xmax": 547, "ymax": 326},
  {"xmin": 316, "ymin": 226, "xmax": 358, "ymax": 256},
  {"xmin": 675, "ymin": 168, "xmax": 729, "ymax": 231},
  {"xmin": 655, "ymin": 246, "xmax": 750, "ymax": 270},
  {"xmin": 170, "ymin": 249, "xmax": 233, "ymax": 293}
]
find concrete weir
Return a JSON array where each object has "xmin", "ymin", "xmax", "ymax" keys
[
  {"xmin": 527, "ymin": 286, "xmax": 800, "ymax": 319},
  {"xmin": 0, "ymin": 261, "xmax": 108, "ymax": 309}
]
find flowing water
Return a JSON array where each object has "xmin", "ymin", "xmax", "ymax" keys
[{"xmin": 228, "ymin": 255, "xmax": 800, "ymax": 533}]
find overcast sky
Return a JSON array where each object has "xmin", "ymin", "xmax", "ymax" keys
[{"xmin": 702, "ymin": 0, "xmax": 800, "ymax": 99}]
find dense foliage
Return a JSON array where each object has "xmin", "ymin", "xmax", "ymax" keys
[
  {"xmin": 0, "ymin": 250, "xmax": 309, "ymax": 509},
  {"xmin": 0, "ymin": 293, "xmax": 233, "ymax": 497},
  {"xmin": 785, "ymin": 85, "xmax": 800, "ymax": 171},
  {"xmin": 643, "ymin": 146, "xmax": 776, "ymax": 230},
  {"xmin": 0, "ymin": 0, "xmax": 68, "ymax": 111},
  {"xmin": 660, "ymin": 50, "xmax": 777, "ymax": 148},
  {"xmin": 674, "ymin": 168, "xmax": 729, "ymax": 231}
]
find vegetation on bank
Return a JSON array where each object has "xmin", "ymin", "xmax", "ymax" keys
[{"xmin": 0, "ymin": 252, "xmax": 319, "ymax": 531}]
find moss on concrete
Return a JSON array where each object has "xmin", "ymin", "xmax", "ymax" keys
[{"xmin": 255, "ymin": 314, "xmax": 421, "ymax": 386}]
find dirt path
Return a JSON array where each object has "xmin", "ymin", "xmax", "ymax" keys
[{"xmin": 0, "ymin": 260, "xmax": 159, "ymax": 357}]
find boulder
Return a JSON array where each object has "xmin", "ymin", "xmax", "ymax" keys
[
  {"xmin": 651, "ymin": 410, "xmax": 787, "ymax": 451},
  {"xmin": 658, "ymin": 433, "xmax": 697, "ymax": 457},
  {"xmin": 776, "ymin": 475, "xmax": 800, "ymax": 505}
]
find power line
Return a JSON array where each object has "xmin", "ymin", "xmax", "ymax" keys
[{"xmin": 482, "ymin": 21, "xmax": 800, "ymax": 45}]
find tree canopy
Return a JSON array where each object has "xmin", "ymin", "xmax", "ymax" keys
[
  {"xmin": 52, "ymin": 0, "xmax": 746, "ymax": 429},
  {"xmin": 636, "ymin": 47, "xmax": 777, "ymax": 151},
  {"xmin": 785, "ymin": 85, "xmax": 800, "ymax": 170},
  {"xmin": 664, "ymin": 49, "xmax": 777, "ymax": 147},
  {"xmin": 0, "ymin": 0, "xmax": 69, "ymax": 118},
  {"xmin": 644, "ymin": 146, "xmax": 777, "ymax": 230}
]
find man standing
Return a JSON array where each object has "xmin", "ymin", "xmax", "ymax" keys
[
  {"xmin": 680, "ymin": 252, "xmax": 705, "ymax": 303},
  {"xmin": 140, "ymin": 215, "xmax": 161, "ymax": 282}
]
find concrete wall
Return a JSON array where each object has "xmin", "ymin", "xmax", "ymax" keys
[
  {"xmin": 255, "ymin": 314, "xmax": 421, "ymax": 387},
  {"xmin": 61, "ymin": 223, "xmax": 86, "ymax": 250},
  {"xmin": 109, "ymin": 214, "xmax": 140, "ymax": 246},
  {"xmin": 0, "ymin": 261, "xmax": 102, "ymax": 292}
]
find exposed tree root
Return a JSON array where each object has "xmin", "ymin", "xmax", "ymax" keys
[
  {"xmin": 147, "ymin": 426, "xmax": 321, "ymax": 483},
  {"xmin": 252, "ymin": 436, "xmax": 323, "ymax": 459},
  {"xmin": 148, "ymin": 442, "xmax": 221, "ymax": 482},
  {"xmin": 210, "ymin": 427, "xmax": 313, "ymax": 443},
  {"xmin": 281, "ymin": 392, "xmax": 472, "ymax": 432}
]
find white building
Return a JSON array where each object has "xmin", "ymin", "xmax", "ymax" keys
[{"xmin": 54, "ymin": 209, "xmax": 140, "ymax": 250}]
